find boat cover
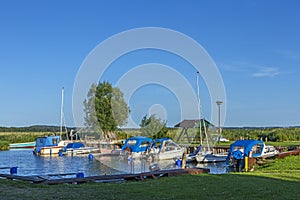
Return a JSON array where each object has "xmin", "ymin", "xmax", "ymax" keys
[
  {"xmin": 228, "ymin": 140, "xmax": 264, "ymax": 157},
  {"xmin": 121, "ymin": 136, "xmax": 152, "ymax": 153},
  {"xmin": 66, "ymin": 142, "xmax": 85, "ymax": 149}
]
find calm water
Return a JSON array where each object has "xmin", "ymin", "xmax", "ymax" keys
[{"xmin": 0, "ymin": 150, "xmax": 226, "ymax": 178}]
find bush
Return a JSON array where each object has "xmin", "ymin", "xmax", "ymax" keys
[{"xmin": 0, "ymin": 140, "xmax": 9, "ymax": 150}]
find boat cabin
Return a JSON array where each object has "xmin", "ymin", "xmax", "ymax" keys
[
  {"xmin": 121, "ymin": 136, "xmax": 152, "ymax": 153},
  {"xmin": 33, "ymin": 135, "xmax": 67, "ymax": 156},
  {"xmin": 151, "ymin": 138, "xmax": 182, "ymax": 153},
  {"xmin": 35, "ymin": 136, "xmax": 60, "ymax": 149},
  {"xmin": 228, "ymin": 140, "xmax": 264, "ymax": 158}
]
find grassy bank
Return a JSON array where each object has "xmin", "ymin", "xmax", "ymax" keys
[
  {"xmin": 0, "ymin": 132, "xmax": 52, "ymax": 150},
  {"xmin": 0, "ymin": 156, "xmax": 299, "ymax": 200}
]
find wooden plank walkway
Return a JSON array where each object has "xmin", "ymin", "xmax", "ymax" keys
[
  {"xmin": 0, "ymin": 173, "xmax": 46, "ymax": 183},
  {"xmin": 278, "ymin": 150, "xmax": 300, "ymax": 159},
  {"xmin": 0, "ymin": 168, "xmax": 209, "ymax": 185}
]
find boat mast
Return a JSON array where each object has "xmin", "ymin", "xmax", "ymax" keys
[
  {"xmin": 60, "ymin": 87, "xmax": 69, "ymax": 140},
  {"xmin": 196, "ymin": 72, "xmax": 210, "ymax": 150},
  {"xmin": 196, "ymin": 72, "xmax": 202, "ymax": 145},
  {"xmin": 60, "ymin": 87, "xmax": 64, "ymax": 138},
  {"xmin": 60, "ymin": 88, "xmax": 64, "ymax": 137}
]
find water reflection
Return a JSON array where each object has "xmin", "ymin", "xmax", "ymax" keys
[
  {"xmin": 187, "ymin": 162, "xmax": 228, "ymax": 174},
  {"xmin": 96, "ymin": 155, "xmax": 178, "ymax": 174},
  {"xmin": 0, "ymin": 150, "xmax": 110, "ymax": 177},
  {"xmin": 0, "ymin": 150, "xmax": 226, "ymax": 177}
]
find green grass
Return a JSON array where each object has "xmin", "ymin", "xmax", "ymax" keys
[
  {"xmin": 0, "ymin": 156, "xmax": 299, "ymax": 200},
  {"xmin": 0, "ymin": 132, "xmax": 52, "ymax": 150},
  {"xmin": 265, "ymin": 141, "xmax": 300, "ymax": 147},
  {"xmin": 251, "ymin": 155, "xmax": 300, "ymax": 182},
  {"xmin": 0, "ymin": 132, "xmax": 51, "ymax": 143},
  {"xmin": 0, "ymin": 173, "xmax": 298, "ymax": 200}
]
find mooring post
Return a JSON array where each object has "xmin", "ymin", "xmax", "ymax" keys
[
  {"xmin": 245, "ymin": 156, "xmax": 248, "ymax": 172},
  {"xmin": 181, "ymin": 151, "xmax": 186, "ymax": 169}
]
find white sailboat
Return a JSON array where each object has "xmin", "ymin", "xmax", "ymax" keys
[
  {"xmin": 60, "ymin": 87, "xmax": 69, "ymax": 140},
  {"xmin": 33, "ymin": 88, "xmax": 71, "ymax": 156},
  {"xmin": 191, "ymin": 72, "xmax": 227, "ymax": 163}
]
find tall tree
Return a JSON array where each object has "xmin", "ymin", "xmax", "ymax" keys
[
  {"xmin": 140, "ymin": 114, "xmax": 168, "ymax": 139},
  {"xmin": 84, "ymin": 82, "xmax": 130, "ymax": 138}
]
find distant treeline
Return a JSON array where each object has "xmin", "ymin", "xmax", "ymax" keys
[
  {"xmin": 222, "ymin": 127, "xmax": 300, "ymax": 142},
  {"xmin": 0, "ymin": 125, "xmax": 76, "ymax": 133},
  {"xmin": 0, "ymin": 125, "xmax": 299, "ymax": 142}
]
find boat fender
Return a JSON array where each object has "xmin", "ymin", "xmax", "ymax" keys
[
  {"xmin": 76, "ymin": 172, "xmax": 84, "ymax": 178},
  {"xmin": 175, "ymin": 159, "xmax": 182, "ymax": 167},
  {"xmin": 58, "ymin": 151, "xmax": 64, "ymax": 157},
  {"xmin": 232, "ymin": 150, "xmax": 243, "ymax": 160},
  {"xmin": 88, "ymin": 153, "xmax": 94, "ymax": 160},
  {"xmin": 10, "ymin": 167, "xmax": 18, "ymax": 174}
]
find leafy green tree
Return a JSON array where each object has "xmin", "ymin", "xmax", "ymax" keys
[
  {"xmin": 140, "ymin": 114, "xmax": 168, "ymax": 139},
  {"xmin": 84, "ymin": 82, "xmax": 130, "ymax": 138}
]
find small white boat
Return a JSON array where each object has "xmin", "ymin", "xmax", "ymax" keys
[
  {"xmin": 9, "ymin": 141, "xmax": 35, "ymax": 149},
  {"xmin": 59, "ymin": 142, "xmax": 100, "ymax": 156},
  {"xmin": 189, "ymin": 72, "xmax": 227, "ymax": 163},
  {"xmin": 262, "ymin": 145, "xmax": 280, "ymax": 158},
  {"xmin": 195, "ymin": 150, "xmax": 227, "ymax": 163},
  {"xmin": 149, "ymin": 138, "xmax": 185, "ymax": 160}
]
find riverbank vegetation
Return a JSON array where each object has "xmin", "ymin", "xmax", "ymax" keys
[
  {"xmin": 0, "ymin": 155, "xmax": 299, "ymax": 199},
  {"xmin": 1, "ymin": 126, "xmax": 299, "ymax": 150},
  {"xmin": 0, "ymin": 132, "xmax": 52, "ymax": 150},
  {"xmin": 222, "ymin": 127, "xmax": 300, "ymax": 142}
]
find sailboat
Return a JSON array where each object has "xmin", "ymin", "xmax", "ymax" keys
[
  {"xmin": 188, "ymin": 72, "xmax": 227, "ymax": 163},
  {"xmin": 33, "ymin": 88, "xmax": 70, "ymax": 156}
]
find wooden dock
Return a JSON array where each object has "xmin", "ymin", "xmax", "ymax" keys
[
  {"xmin": 278, "ymin": 150, "xmax": 300, "ymax": 159},
  {"xmin": 0, "ymin": 168, "xmax": 210, "ymax": 185}
]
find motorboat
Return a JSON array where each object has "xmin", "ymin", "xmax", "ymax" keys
[
  {"xmin": 59, "ymin": 142, "xmax": 100, "ymax": 156},
  {"xmin": 226, "ymin": 140, "xmax": 279, "ymax": 171},
  {"xmin": 33, "ymin": 135, "xmax": 69, "ymax": 156},
  {"xmin": 227, "ymin": 140, "xmax": 279, "ymax": 160},
  {"xmin": 120, "ymin": 136, "xmax": 152, "ymax": 159},
  {"xmin": 149, "ymin": 138, "xmax": 185, "ymax": 160}
]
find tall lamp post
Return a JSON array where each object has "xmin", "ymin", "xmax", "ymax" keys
[{"xmin": 216, "ymin": 101, "xmax": 223, "ymax": 138}]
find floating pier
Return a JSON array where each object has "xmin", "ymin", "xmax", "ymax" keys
[{"xmin": 0, "ymin": 168, "xmax": 209, "ymax": 185}]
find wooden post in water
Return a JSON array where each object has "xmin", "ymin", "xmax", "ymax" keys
[{"xmin": 182, "ymin": 151, "xmax": 186, "ymax": 169}]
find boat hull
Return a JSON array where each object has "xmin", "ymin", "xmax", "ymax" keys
[
  {"xmin": 34, "ymin": 146, "xmax": 64, "ymax": 156},
  {"xmin": 9, "ymin": 142, "xmax": 35, "ymax": 149},
  {"xmin": 196, "ymin": 153, "xmax": 227, "ymax": 163},
  {"xmin": 154, "ymin": 149, "xmax": 185, "ymax": 160},
  {"xmin": 61, "ymin": 147, "xmax": 100, "ymax": 156}
]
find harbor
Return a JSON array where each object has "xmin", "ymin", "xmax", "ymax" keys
[{"xmin": 0, "ymin": 148, "xmax": 223, "ymax": 184}]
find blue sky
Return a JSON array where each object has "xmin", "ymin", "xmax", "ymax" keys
[{"xmin": 0, "ymin": 0, "xmax": 299, "ymax": 127}]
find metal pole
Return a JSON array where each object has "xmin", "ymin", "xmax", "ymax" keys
[{"xmin": 216, "ymin": 101, "xmax": 223, "ymax": 138}]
